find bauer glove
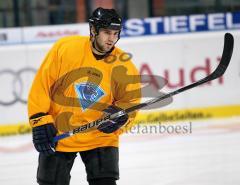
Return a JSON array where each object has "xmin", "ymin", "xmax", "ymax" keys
[
  {"xmin": 97, "ymin": 105, "xmax": 128, "ymax": 134},
  {"xmin": 30, "ymin": 113, "xmax": 57, "ymax": 155}
]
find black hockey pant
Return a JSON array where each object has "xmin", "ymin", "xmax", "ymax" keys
[{"xmin": 37, "ymin": 146, "xmax": 119, "ymax": 185}]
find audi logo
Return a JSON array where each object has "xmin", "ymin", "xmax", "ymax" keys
[{"xmin": 0, "ymin": 67, "xmax": 36, "ymax": 106}]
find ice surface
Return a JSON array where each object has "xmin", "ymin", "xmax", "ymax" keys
[{"xmin": 0, "ymin": 118, "xmax": 240, "ymax": 185}]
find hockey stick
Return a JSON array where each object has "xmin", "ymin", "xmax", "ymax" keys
[{"xmin": 53, "ymin": 33, "xmax": 234, "ymax": 142}]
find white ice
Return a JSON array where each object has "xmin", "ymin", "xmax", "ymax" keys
[{"xmin": 0, "ymin": 118, "xmax": 240, "ymax": 185}]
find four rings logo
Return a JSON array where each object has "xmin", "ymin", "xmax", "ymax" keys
[{"xmin": 0, "ymin": 67, "xmax": 36, "ymax": 106}]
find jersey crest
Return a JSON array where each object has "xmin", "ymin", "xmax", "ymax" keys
[{"xmin": 74, "ymin": 82, "xmax": 105, "ymax": 111}]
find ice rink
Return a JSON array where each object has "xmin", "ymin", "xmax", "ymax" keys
[{"xmin": 1, "ymin": 118, "xmax": 240, "ymax": 185}]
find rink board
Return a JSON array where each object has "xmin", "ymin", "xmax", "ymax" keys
[{"xmin": 0, "ymin": 30, "xmax": 240, "ymax": 136}]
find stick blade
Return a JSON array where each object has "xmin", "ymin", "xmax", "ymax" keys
[{"xmin": 212, "ymin": 33, "xmax": 234, "ymax": 78}]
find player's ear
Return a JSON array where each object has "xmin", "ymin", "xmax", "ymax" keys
[{"xmin": 90, "ymin": 26, "xmax": 97, "ymax": 36}]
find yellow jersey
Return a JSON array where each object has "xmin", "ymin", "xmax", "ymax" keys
[{"xmin": 28, "ymin": 36, "xmax": 141, "ymax": 152}]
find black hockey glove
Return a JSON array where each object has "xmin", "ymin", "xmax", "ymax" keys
[
  {"xmin": 32, "ymin": 123, "xmax": 57, "ymax": 155},
  {"xmin": 97, "ymin": 105, "xmax": 129, "ymax": 134},
  {"xmin": 30, "ymin": 113, "xmax": 57, "ymax": 156}
]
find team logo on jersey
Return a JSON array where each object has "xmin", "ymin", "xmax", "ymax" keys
[{"xmin": 74, "ymin": 82, "xmax": 105, "ymax": 111}]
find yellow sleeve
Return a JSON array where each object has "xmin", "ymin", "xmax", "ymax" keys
[
  {"xmin": 28, "ymin": 42, "xmax": 60, "ymax": 127},
  {"xmin": 111, "ymin": 61, "xmax": 142, "ymax": 134}
]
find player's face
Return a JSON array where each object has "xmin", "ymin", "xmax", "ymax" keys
[{"xmin": 95, "ymin": 28, "xmax": 120, "ymax": 52}]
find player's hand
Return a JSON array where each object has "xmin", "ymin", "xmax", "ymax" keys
[
  {"xmin": 97, "ymin": 105, "xmax": 128, "ymax": 133},
  {"xmin": 32, "ymin": 123, "xmax": 57, "ymax": 155}
]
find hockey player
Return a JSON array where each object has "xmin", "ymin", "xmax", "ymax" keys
[{"xmin": 28, "ymin": 7, "xmax": 141, "ymax": 185}]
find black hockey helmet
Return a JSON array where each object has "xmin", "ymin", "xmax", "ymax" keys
[{"xmin": 89, "ymin": 7, "xmax": 122, "ymax": 34}]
